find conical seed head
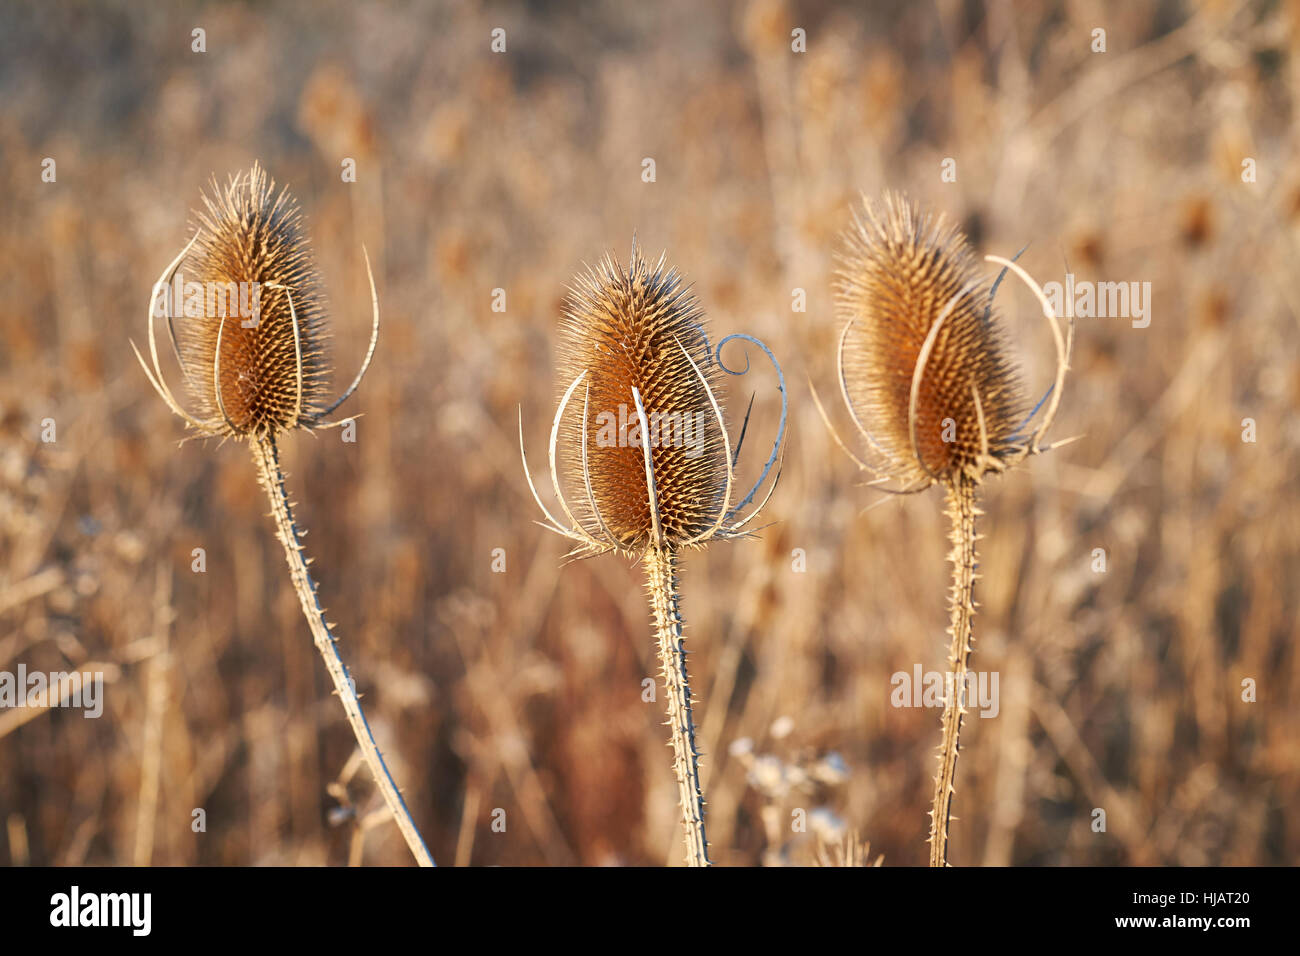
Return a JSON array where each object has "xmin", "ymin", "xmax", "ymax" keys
[
  {"xmin": 557, "ymin": 244, "xmax": 728, "ymax": 552},
  {"xmin": 835, "ymin": 193, "xmax": 1025, "ymax": 486},
  {"xmin": 177, "ymin": 162, "xmax": 331, "ymax": 437}
]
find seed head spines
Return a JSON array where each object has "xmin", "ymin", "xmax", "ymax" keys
[
  {"xmin": 135, "ymin": 161, "xmax": 380, "ymax": 442},
  {"xmin": 556, "ymin": 244, "xmax": 728, "ymax": 551},
  {"xmin": 520, "ymin": 241, "xmax": 786, "ymax": 561},
  {"xmin": 178, "ymin": 162, "xmax": 331, "ymax": 436},
  {"xmin": 835, "ymin": 192, "xmax": 1027, "ymax": 488}
]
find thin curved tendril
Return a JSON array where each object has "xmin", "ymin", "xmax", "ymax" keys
[
  {"xmin": 264, "ymin": 282, "xmax": 304, "ymax": 427},
  {"xmin": 809, "ymin": 376, "xmax": 875, "ymax": 474},
  {"xmin": 549, "ymin": 370, "xmax": 596, "ymax": 541},
  {"xmin": 971, "ymin": 382, "xmax": 989, "ymax": 478},
  {"xmin": 715, "ymin": 333, "xmax": 786, "ymax": 520},
  {"xmin": 630, "ymin": 386, "xmax": 664, "ymax": 550},
  {"xmin": 674, "ymin": 337, "xmax": 734, "ymax": 548},
  {"xmin": 315, "ymin": 245, "xmax": 380, "ymax": 420},
  {"xmin": 579, "ymin": 382, "xmax": 618, "ymax": 548},
  {"xmin": 1006, "ymin": 382, "xmax": 1055, "ymax": 441},
  {"xmin": 810, "ymin": 380, "xmax": 926, "ymax": 497},
  {"xmin": 982, "ymin": 242, "xmax": 1030, "ymax": 324},
  {"xmin": 212, "ymin": 308, "xmax": 239, "ymax": 435},
  {"xmin": 983, "ymin": 255, "xmax": 1069, "ymax": 451},
  {"xmin": 164, "ymin": 270, "xmax": 202, "ymax": 397},
  {"xmin": 837, "ymin": 321, "xmax": 886, "ymax": 457},
  {"xmin": 136, "ymin": 234, "xmax": 212, "ymax": 431},
  {"xmin": 517, "ymin": 406, "xmax": 571, "ymax": 536},
  {"xmin": 731, "ymin": 393, "xmax": 755, "ymax": 468},
  {"xmin": 907, "ymin": 277, "xmax": 984, "ymax": 484},
  {"xmin": 727, "ymin": 446, "xmax": 785, "ymax": 532}
]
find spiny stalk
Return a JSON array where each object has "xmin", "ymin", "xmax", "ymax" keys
[
  {"xmin": 251, "ymin": 433, "xmax": 433, "ymax": 865},
  {"xmin": 135, "ymin": 162, "xmax": 433, "ymax": 866},
  {"xmin": 521, "ymin": 240, "xmax": 786, "ymax": 866},
  {"xmin": 644, "ymin": 546, "xmax": 709, "ymax": 866},
  {"xmin": 820, "ymin": 192, "xmax": 1075, "ymax": 866},
  {"xmin": 928, "ymin": 476, "xmax": 978, "ymax": 866}
]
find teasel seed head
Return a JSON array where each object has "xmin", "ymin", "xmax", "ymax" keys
[
  {"xmin": 520, "ymin": 240, "xmax": 787, "ymax": 558},
  {"xmin": 185, "ymin": 163, "xmax": 330, "ymax": 434},
  {"xmin": 823, "ymin": 192, "xmax": 1074, "ymax": 491},
  {"xmin": 135, "ymin": 161, "xmax": 379, "ymax": 441},
  {"xmin": 819, "ymin": 195, "xmax": 1075, "ymax": 867},
  {"xmin": 557, "ymin": 244, "xmax": 728, "ymax": 550}
]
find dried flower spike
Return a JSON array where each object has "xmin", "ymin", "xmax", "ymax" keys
[
  {"xmin": 838, "ymin": 194, "xmax": 1028, "ymax": 487},
  {"xmin": 521, "ymin": 241, "xmax": 787, "ymax": 866},
  {"xmin": 134, "ymin": 162, "xmax": 376, "ymax": 440},
  {"xmin": 817, "ymin": 192, "xmax": 1075, "ymax": 867},
  {"xmin": 135, "ymin": 162, "xmax": 433, "ymax": 866},
  {"xmin": 182, "ymin": 162, "xmax": 331, "ymax": 433}
]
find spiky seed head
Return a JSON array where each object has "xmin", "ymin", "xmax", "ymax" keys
[
  {"xmin": 556, "ymin": 243, "xmax": 728, "ymax": 552},
  {"xmin": 178, "ymin": 162, "xmax": 331, "ymax": 437},
  {"xmin": 835, "ymin": 192, "xmax": 1025, "ymax": 487}
]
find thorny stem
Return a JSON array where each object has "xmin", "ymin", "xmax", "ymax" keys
[
  {"xmin": 250, "ymin": 432, "xmax": 435, "ymax": 867},
  {"xmin": 643, "ymin": 545, "xmax": 711, "ymax": 867},
  {"xmin": 929, "ymin": 475, "xmax": 979, "ymax": 867}
]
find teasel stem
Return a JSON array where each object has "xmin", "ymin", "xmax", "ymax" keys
[
  {"xmin": 643, "ymin": 545, "xmax": 711, "ymax": 867},
  {"xmin": 250, "ymin": 431, "xmax": 435, "ymax": 867},
  {"xmin": 928, "ymin": 474, "xmax": 979, "ymax": 867}
]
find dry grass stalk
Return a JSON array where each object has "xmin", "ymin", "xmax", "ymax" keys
[
  {"xmin": 132, "ymin": 564, "xmax": 172, "ymax": 866},
  {"xmin": 521, "ymin": 242, "xmax": 786, "ymax": 866},
  {"xmin": 815, "ymin": 829, "xmax": 883, "ymax": 867},
  {"xmin": 821, "ymin": 192, "xmax": 1075, "ymax": 867},
  {"xmin": 134, "ymin": 162, "xmax": 433, "ymax": 866}
]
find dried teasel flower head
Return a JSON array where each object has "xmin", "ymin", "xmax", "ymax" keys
[
  {"xmin": 521, "ymin": 239, "xmax": 787, "ymax": 558},
  {"xmin": 134, "ymin": 161, "xmax": 378, "ymax": 440},
  {"xmin": 557, "ymin": 246, "xmax": 727, "ymax": 549},
  {"xmin": 818, "ymin": 192, "xmax": 1075, "ymax": 492}
]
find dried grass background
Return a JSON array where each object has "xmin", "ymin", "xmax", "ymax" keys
[{"xmin": 1, "ymin": 0, "xmax": 1297, "ymax": 866}]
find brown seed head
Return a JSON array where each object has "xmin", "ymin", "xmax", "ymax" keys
[
  {"xmin": 177, "ymin": 162, "xmax": 331, "ymax": 437},
  {"xmin": 835, "ymin": 192, "xmax": 1026, "ymax": 487},
  {"xmin": 556, "ymin": 243, "xmax": 728, "ymax": 552}
]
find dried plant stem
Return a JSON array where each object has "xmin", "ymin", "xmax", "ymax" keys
[
  {"xmin": 643, "ymin": 545, "xmax": 710, "ymax": 867},
  {"xmin": 929, "ymin": 475, "xmax": 979, "ymax": 867},
  {"xmin": 250, "ymin": 433, "xmax": 435, "ymax": 867}
]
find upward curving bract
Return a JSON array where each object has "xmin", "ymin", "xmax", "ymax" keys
[
  {"xmin": 556, "ymin": 243, "xmax": 729, "ymax": 552},
  {"xmin": 836, "ymin": 192, "xmax": 1026, "ymax": 488}
]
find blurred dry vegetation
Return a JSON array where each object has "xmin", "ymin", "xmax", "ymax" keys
[{"xmin": 1, "ymin": 0, "xmax": 1298, "ymax": 866}]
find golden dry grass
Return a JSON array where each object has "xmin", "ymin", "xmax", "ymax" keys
[{"xmin": 0, "ymin": 0, "xmax": 1297, "ymax": 866}]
